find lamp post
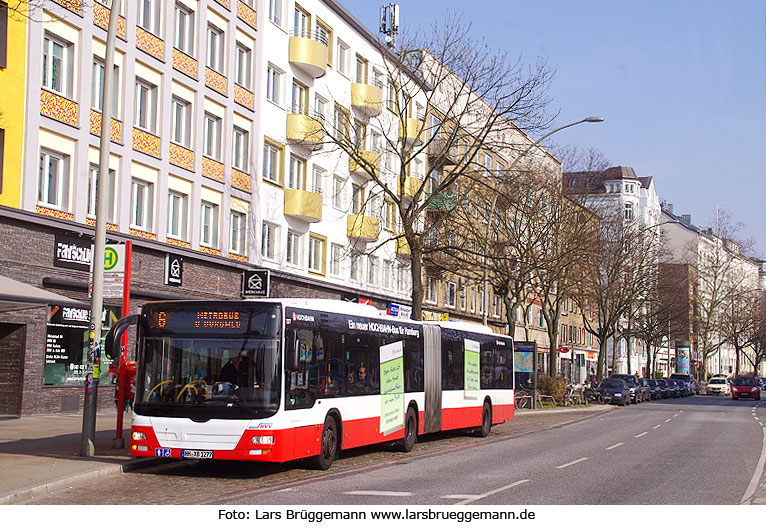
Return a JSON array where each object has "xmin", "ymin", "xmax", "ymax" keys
[{"xmin": 481, "ymin": 116, "xmax": 604, "ymax": 327}]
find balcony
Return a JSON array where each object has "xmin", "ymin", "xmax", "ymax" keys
[
  {"xmin": 396, "ymin": 235, "xmax": 411, "ymax": 257},
  {"xmin": 289, "ymin": 30, "xmax": 328, "ymax": 78},
  {"xmin": 348, "ymin": 150, "xmax": 380, "ymax": 178},
  {"xmin": 427, "ymin": 137, "xmax": 460, "ymax": 168},
  {"xmin": 399, "ymin": 117, "xmax": 425, "ymax": 147},
  {"xmin": 286, "ymin": 112, "xmax": 324, "ymax": 150},
  {"xmin": 284, "ymin": 188, "xmax": 322, "ymax": 223},
  {"xmin": 399, "ymin": 176, "xmax": 424, "ymax": 199},
  {"xmin": 351, "ymin": 83, "xmax": 383, "ymax": 117},
  {"xmin": 347, "ymin": 214, "xmax": 379, "ymax": 241},
  {"xmin": 426, "ymin": 192, "xmax": 456, "ymax": 211}
]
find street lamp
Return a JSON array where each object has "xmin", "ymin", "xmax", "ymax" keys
[{"xmin": 481, "ymin": 116, "xmax": 605, "ymax": 326}]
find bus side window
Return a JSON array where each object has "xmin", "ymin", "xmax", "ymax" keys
[
  {"xmin": 405, "ymin": 336, "xmax": 424, "ymax": 392},
  {"xmin": 442, "ymin": 336, "xmax": 463, "ymax": 390}
]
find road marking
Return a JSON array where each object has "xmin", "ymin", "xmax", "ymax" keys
[
  {"xmin": 673, "ymin": 413, "xmax": 679, "ymax": 417},
  {"xmin": 741, "ymin": 427, "xmax": 766, "ymax": 504},
  {"xmin": 665, "ymin": 418, "xmax": 672, "ymax": 423},
  {"xmin": 453, "ymin": 479, "xmax": 530, "ymax": 505},
  {"xmin": 557, "ymin": 457, "xmax": 589, "ymax": 469},
  {"xmin": 441, "ymin": 494, "xmax": 480, "ymax": 500},
  {"xmin": 276, "ymin": 488, "xmax": 295, "ymax": 492},
  {"xmin": 345, "ymin": 490, "xmax": 412, "ymax": 497},
  {"xmin": 652, "ymin": 424, "xmax": 662, "ymax": 430},
  {"xmin": 606, "ymin": 442, "xmax": 624, "ymax": 450},
  {"xmin": 635, "ymin": 431, "xmax": 648, "ymax": 438}
]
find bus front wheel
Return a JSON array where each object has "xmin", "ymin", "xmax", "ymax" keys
[
  {"xmin": 397, "ymin": 407, "xmax": 417, "ymax": 452},
  {"xmin": 312, "ymin": 416, "xmax": 338, "ymax": 470}
]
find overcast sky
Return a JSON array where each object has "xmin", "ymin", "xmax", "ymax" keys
[{"xmin": 340, "ymin": 0, "xmax": 766, "ymax": 258}]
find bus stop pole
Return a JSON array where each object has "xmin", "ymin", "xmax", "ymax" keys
[
  {"xmin": 81, "ymin": 0, "xmax": 121, "ymax": 457},
  {"xmin": 114, "ymin": 240, "xmax": 132, "ymax": 449}
]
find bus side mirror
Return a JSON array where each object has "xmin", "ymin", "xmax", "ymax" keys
[
  {"xmin": 105, "ymin": 314, "xmax": 139, "ymax": 360},
  {"xmin": 285, "ymin": 329, "xmax": 299, "ymax": 371}
]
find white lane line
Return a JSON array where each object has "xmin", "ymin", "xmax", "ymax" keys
[
  {"xmin": 276, "ymin": 488, "xmax": 295, "ymax": 492},
  {"xmin": 652, "ymin": 424, "xmax": 662, "ymax": 430},
  {"xmin": 741, "ymin": 427, "xmax": 766, "ymax": 504},
  {"xmin": 441, "ymin": 494, "xmax": 479, "ymax": 500},
  {"xmin": 453, "ymin": 479, "xmax": 530, "ymax": 506},
  {"xmin": 345, "ymin": 490, "xmax": 412, "ymax": 497},
  {"xmin": 606, "ymin": 442, "xmax": 624, "ymax": 450},
  {"xmin": 665, "ymin": 418, "xmax": 672, "ymax": 423},
  {"xmin": 673, "ymin": 413, "xmax": 680, "ymax": 417},
  {"xmin": 635, "ymin": 431, "xmax": 648, "ymax": 438},
  {"xmin": 557, "ymin": 457, "xmax": 589, "ymax": 469}
]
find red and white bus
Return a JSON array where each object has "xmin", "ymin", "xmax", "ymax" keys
[{"xmin": 108, "ymin": 299, "xmax": 515, "ymax": 469}]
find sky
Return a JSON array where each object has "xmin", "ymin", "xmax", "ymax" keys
[{"xmin": 340, "ymin": 0, "xmax": 766, "ymax": 257}]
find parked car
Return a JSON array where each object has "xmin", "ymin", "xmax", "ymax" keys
[
  {"xmin": 612, "ymin": 374, "xmax": 642, "ymax": 403},
  {"xmin": 646, "ymin": 379, "xmax": 662, "ymax": 400},
  {"xmin": 656, "ymin": 378, "xmax": 670, "ymax": 398},
  {"xmin": 731, "ymin": 376, "xmax": 762, "ymax": 401},
  {"xmin": 670, "ymin": 373, "xmax": 693, "ymax": 396},
  {"xmin": 706, "ymin": 377, "xmax": 729, "ymax": 395},
  {"xmin": 665, "ymin": 379, "xmax": 680, "ymax": 398},
  {"xmin": 596, "ymin": 379, "xmax": 630, "ymax": 406},
  {"xmin": 636, "ymin": 377, "xmax": 652, "ymax": 401}
]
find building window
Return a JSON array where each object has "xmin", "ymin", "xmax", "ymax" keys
[
  {"xmin": 316, "ymin": 21, "xmax": 332, "ymax": 64},
  {"xmin": 203, "ymin": 113, "xmax": 222, "ymax": 160},
  {"xmin": 134, "ymin": 78, "xmax": 158, "ymax": 133},
  {"xmin": 308, "ymin": 235, "xmax": 325, "ymax": 274},
  {"xmin": 425, "ymin": 277, "xmax": 438, "ymax": 304},
  {"xmin": 91, "ymin": 58, "xmax": 119, "ymax": 113},
  {"xmin": 235, "ymin": 43, "xmax": 251, "ymax": 89},
  {"xmin": 171, "ymin": 96, "xmax": 191, "ymax": 147},
  {"xmin": 167, "ymin": 190, "xmax": 188, "ymax": 240},
  {"xmin": 38, "ymin": 150, "xmax": 69, "ymax": 210},
  {"xmin": 288, "ymin": 154, "xmax": 305, "ymax": 189},
  {"xmin": 261, "ymin": 222, "xmax": 277, "ymax": 259},
  {"xmin": 460, "ymin": 283, "xmax": 467, "ymax": 311},
  {"xmin": 233, "ymin": 127, "xmax": 249, "ymax": 171},
  {"xmin": 336, "ymin": 39, "xmax": 350, "ymax": 77},
  {"xmin": 625, "ymin": 202, "xmax": 634, "ymax": 220},
  {"xmin": 268, "ymin": 0, "xmax": 282, "ymax": 26},
  {"xmin": 351, "ymin": 184, "xmax": 364, "ymax": 214},
  {"xmin": 350, "ymin": 254, "xmax": 361, "ymax": 281},
  {"xmin": 384, "ymin": 201, "xmax": 395, "ymax": 232},
  {"xmin": 0, "ymin": 2, "xmax": 7, "ymax": 69},
  {"xmin": 445, "ymin": 281, "xmax": 457, "ymax": 308},
  {"xmin": 230, "ymin": 211, "xmax": 246, "ymax": 255},
  {"xmin": 174, "ymin": 2, "xmax": 194, "ymax": 54},
  {"xmin": 355, "ymin": 55, "xmax": 367, "ymax": 83},
  {"xmin": 286, "ymin": 230, "xmax": 300, "ymax": 266},
  {"xmin": 332, "ymin": 175, "xmax": 343, "ymax": 209},
  {"xmin": 200, "ymin": 201, "xmax": 219, "ymax": 248},
  {"xmin": 262, "ymin": 142, "xmax": 281, "ymax": 184},
  {"xmin": 130, "ymin": 178, "xmax": 154, "ymax": 231},
  {"xmin": 383, "ymin": 260, "xmax": 393, "ymax": 289},
  {"xmin": 367, "ymin": 256, "xmax": 379, "ymax": 286},
  {"xmin": 87, "ymin": 165, "xmax": 116, "ymax": 223},
  {"xmin": 42, "ymin": 33, "xmax": 72, "ymax": 97},
  {"xmin": 293, "ymin": 5, "xmax": 309, "ymax": 37},
  {"xmin": 206, "ymin": 24, "xmax": 224, "ymax": 74},
  {"xmin": 266, "ymin": 64, "xmax": 282, "ymax": 105},
  {"xmin": 494, "ymin": 295, "xmax": 502, "ymax": 318},
  {"xmin": 291, "ymin": 80, "xmax": 307, "ymax": 114},
  {"xmin": 330, "ymin": 243, "xmax": 342, "ymax": 277},
  {"xmin": 137, "ymin": 0, "xmax": 161, "ymax": 36}
]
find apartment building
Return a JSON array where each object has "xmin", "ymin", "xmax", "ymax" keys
[{"xmin": 0, "ymin": 0, "xmax": 429, "ymax": 415}]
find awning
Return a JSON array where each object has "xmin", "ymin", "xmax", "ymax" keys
[{"xmin": 0, "ymin": 274, "xmax": 85, "ymax": 313}]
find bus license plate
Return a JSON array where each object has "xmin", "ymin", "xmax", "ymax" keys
[{"xmin": 182, "ymin": 450, "xmax": 213, "ymax": 459}]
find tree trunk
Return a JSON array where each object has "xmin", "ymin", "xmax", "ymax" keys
[{"xmin": 410, "ymin": 245, "xmax": 424, "ymax": 321}]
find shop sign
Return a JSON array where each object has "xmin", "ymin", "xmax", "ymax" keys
[
  {"xmin": 54, "ymin": 234, "xmax": 92, "ymax": 271},
  {"xmin": 242, "ymin": 269, "xmax": 270, "ymax": 297},
  {"xmin": 165, "ymin": 253, "xmax": 183, "ymax": 286},
  {"xmin": 387, "ymin": 303, "xmax": 412, "ymax": 319}
]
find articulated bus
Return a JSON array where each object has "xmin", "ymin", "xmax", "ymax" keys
[{"xmin": 107, "ymin": 299, "xmax": 515, "ymax": 469}]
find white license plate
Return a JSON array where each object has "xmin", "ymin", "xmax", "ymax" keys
[{"xmin": 182, "ymin": 450, "xmax": 213, "ymax": 459}]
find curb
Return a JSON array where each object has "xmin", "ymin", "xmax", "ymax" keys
[
  {"xmin": 515, "ymin": 404, "xmax": 614, "ymax": 416},
  {"xmin": 0, "ymin": 457, "xmax": 164, "ymax": 506}
]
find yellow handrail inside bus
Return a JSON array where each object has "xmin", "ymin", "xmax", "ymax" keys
[
  {"xmin": 147, "ymin": 379, "xmax": 173, "ymax": 401},
  {"xmin": 176, "ymin": 379, "xmax": 208, "ymax": 401}
]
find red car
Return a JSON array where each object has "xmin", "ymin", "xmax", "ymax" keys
[{"xmin": 731, "ymin": 377, "xmax": 762, "ymax": 401}]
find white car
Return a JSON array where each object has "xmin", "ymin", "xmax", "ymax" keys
[{"xmin": 706, "ymin": 378, "xmax": 729, "ymax": 395}]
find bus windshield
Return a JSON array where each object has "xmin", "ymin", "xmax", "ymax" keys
[{"xmin": 135, "ymin": 303, "xmax": 282, "ymax": 420}]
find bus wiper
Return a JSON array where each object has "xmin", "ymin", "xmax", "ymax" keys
[{"xmin": 204, "ymin": 396, "xmax": 260, "ymax": 416}]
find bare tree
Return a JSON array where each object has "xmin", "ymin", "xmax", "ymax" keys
[{"xmin": 307, "ymin": 11, "xmax": 554, "ymax": 319}]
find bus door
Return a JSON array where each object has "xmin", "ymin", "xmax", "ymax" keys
[{"xmin": 422, "ymin": 323, "xmax": 442, "ymax": 433}]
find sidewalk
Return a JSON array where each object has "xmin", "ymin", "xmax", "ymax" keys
[
  {"xmin": 0, "ymin": 411, "xmax": 159, "ymax": 505},
  {"xmin": 0, "ymin": 404, "xmax": 612, "ymax": 505}
]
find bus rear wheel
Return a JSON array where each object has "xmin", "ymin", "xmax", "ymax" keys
[
  {"xmin": 397, "ymin": 408, "xmax": 417, "ymax": 452},
  {"xmin": 473, "ymin": 401, "xmax": 492, "ymax": 437},
  {"xmin": 312, "ymin": 416, "xmax": 338, "ymax": 470}
]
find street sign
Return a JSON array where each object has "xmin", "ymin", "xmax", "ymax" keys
[
  {"xmin": 89, "ymin": 243, "xmax": 125, "ymax": 298},
  {"xmin": 242, "ymin": 269, "xmax": 270, "ymax": 297},
  {"xmin": 165, "ymin": 253, "xmax": 183, "ymax": 286}
]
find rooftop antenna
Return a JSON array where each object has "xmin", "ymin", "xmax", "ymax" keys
[{"xmin": 379, "ymin": 4, "xmax": 399, "ymax": 49}]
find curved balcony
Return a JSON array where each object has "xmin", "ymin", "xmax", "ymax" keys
[
  {"xmin": 399, "ymin": 117, "xmax": 425, "ymax": 147},
  {"xmin": 349, "ymin": 150, "xmax": 380, "ymax": 178},
  {"xmin": 395, "ymin": 235, "xmax": 411, "ymax": 257},
  {"xmin": 286, "ymin": 112, "xmax": 324, "ymax": 150},
  {"xmin": 399, "ymin": 176, "xmax": 423, "ymax": 199},
  {"xmin": 289, "ymin": 30, "xmax": 328, "ymax": 78},
  {"xmin": 351, "ymin": 83, "xmax": 383, "ymax": 117},
  {"xmin": 347, "ymin": 214, "xmax": 379, "ymax": 241},
  {"xmin": 284, "ymin": 188, "xmax": 323, "ymax": 223}
]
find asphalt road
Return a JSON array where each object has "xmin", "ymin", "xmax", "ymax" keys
[{"xmin": 22, "ymin": 395, "xmax": 766, "ymax": 505}]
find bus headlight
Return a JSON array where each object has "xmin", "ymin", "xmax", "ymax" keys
[
  {"xmin": 132, "ymin": 432, "xmax": 147, "ymax": 440},
  {"xmin": 251, "ymin": 436, "xmax": 274, "ymax": 445}
]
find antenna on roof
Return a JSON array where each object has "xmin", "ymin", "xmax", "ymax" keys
[{"xmin": 379, "ymin": 4, "xmax": 399, "ymax": 49}]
